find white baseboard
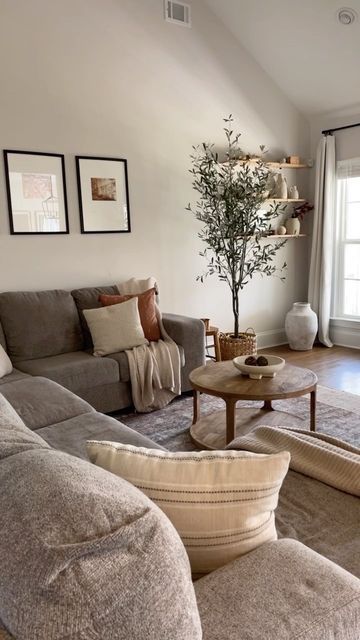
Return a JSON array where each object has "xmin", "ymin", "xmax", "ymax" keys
[
  {"xmin": 330, "ymin": 322, "xmax": 360, "ymax": 350},
  {"xmin": 256, "ymin": 328, "xmax": 287, "ymax": 349},
  {"xmin": 258, "ymin": 323, "xmax": 360, "ymax": 350}
]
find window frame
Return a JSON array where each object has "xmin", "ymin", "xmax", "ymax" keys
[{"xmin": 333, "ymin": 171, "xmax": 360, "ymax": 320}]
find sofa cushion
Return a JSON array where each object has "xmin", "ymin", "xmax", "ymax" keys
[
  {"xmin": 276, "ymin": 469, "xmax": 360, "ymax": 579},
  {"xmin": 83, "ymin": 298, "xmax": 147, "ymax": 356},
  {"xmin": 106, "ymin": 350, "xmax": 130, "ymax": 382},
  {"xmin": 86, "ymin": 443, "xmax": 290, "ymax": 575},
  {"xmin": 0, "ymin": 290, "xmax": 84, "ymax": 361},
  {"xmin": 16, "ymin": 350, "xmax": 120, "ymax": 392},
  {"xmin": 71, "ymin": 285, "xmax": 118, "ymax": 348},
  {"xmin": 37, "ymin": 412, "xmax": 165, "ymax": 460},
  {"xmin": 195, "ymin": 538, "xmax": 360, "ymax": 640},
  {"xmin": 0, "ymin": 377, "xmax": 94, "ymax": 430},
  {"xmin": 0, "ymin": 395, "xmax": 50, "ymax": 458},
  {"xmin": 0, "ymin": 427, "xmax": 202, "ymax": 640},
  {"xmin": 0, "ymin": 368, "xmax": 30, "ymax": 387},
  {"xmin": 75, "ymin": 381, "xmax": 132, "ymax": 413},
  {"xmin": 99, "ymin": 288, "xmax": 161, "ymax": 342},
  {"xmin": 0, "ymin": 346, "xmax": 12, "ymax": 379}
]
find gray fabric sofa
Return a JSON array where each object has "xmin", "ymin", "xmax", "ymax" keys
[
  {"xmin": 0, "ymin": 375, "xmax": 359, "ymax": 639},
  {"xmin": 0, "ymin": 285, "xmax": 205, "ymax": 413}
]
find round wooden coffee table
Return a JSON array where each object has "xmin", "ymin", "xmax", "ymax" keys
[{"xmin": 189, "ymin": 361, "xmax": 318, "ymax": 450}]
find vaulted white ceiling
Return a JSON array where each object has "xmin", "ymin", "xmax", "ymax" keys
[{"xmin": 204, "ymin": 0, "xmax": 360, "ymax": 116}]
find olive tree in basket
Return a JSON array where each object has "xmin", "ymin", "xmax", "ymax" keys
[{"xmin": 186, "ymin": 116, "xmax": 287, "ymax": 356}]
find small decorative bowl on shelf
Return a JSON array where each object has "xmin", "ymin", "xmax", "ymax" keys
[{"xmin": 233, "ymin": 354, "xmax": 285, "ymax": 380}]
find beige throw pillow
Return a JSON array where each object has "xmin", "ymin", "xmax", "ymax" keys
[
  {"xmin": 0, "ymin": 345, "xmax": 12, "ymax": 379},
  {"xmin": 83, "ymin": 297, "xmax": 147, "ymax": 356},
  {"xmin": 86, "ymin": 442, "xmax": 290, "ymax": 575}
]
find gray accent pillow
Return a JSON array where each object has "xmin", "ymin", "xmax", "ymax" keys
[
  {"xmin": 71, "ymin": 285, "xmax": 118, "ymax": 348},
  {"xmin": 0, "ymin": 426, "xmax": 202, "ymax": 640},
  {"xmin": 0, "ymin": 290, "xmax": 84, "ymax": 361}
]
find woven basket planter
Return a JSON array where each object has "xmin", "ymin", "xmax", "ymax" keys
[{"xmin": 219, "ymin": 328, "xmax": 257, "ymax": 361}]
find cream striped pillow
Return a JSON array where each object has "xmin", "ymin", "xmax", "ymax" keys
[{"xmin": 86, "ymin": 443, "xmax": 290, "ymax": 575}]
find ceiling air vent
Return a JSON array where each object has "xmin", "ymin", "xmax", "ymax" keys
[{"xmin": 165, "ymin": 1, "xmax": 191, "ymax": 27}]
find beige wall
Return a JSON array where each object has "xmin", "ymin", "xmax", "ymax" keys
[
  {"xmin": 311, "ymin": 109, "xmax": 360, "ymax": 160},
  {"xmin": 0, "ymin": 0, "xmax": 310, "ymax": 342}
]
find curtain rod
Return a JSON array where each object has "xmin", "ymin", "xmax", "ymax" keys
[{"xmin": 322, "ymin": 122, "xmax": 360, "ymax": 135}]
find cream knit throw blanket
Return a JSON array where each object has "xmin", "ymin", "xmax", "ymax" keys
[
  {"xmin": 117, "ymin": 277, "xmax": 181, "ymax": 413},
  {"xmin": 228, "ymin": 426, "xmax": 360, "ymax": 496}
]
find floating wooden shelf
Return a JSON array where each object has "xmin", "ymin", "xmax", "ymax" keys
[
  {"xmin": 237, "ymin": 234, "xmax": 307, "ymax": 239},
  {"xmin": 265, "ymin": 198, "xmax": 306, "ymax": 203},
  {"xmin": 265, "ymin": 162, "xmax": 309, "ymax": 169},
  {"xmin": 268, "ymin": 234, "xmax": 307, "ymax": 238},
  {"xmin": 221, "ymin": 159, "xmax": 309, "ymax": 169}
]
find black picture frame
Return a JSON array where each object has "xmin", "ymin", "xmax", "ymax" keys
[
  {"xmin": 3, "ymin": 150, "xmax": 69, "ymax": 235},
  {"xmin": 75, "ymin": 155, "xmax": 131, "ymax": 234}
]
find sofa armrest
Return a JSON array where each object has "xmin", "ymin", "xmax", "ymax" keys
[
  {"xmin": 162, "ymin": 313, "xmax": 205, "ymax": 392},
  {"xmin": 195, "ymin": 538, "xmax": 360, "ymax": 640}
]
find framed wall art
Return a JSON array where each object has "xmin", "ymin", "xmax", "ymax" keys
[
  {"xmin": 3, "ymin": 150, "xmax": 69, "ymax": 235},
  {"xmin": 76, "ymin": 156, "xmax": 131, "ymax": 233}
]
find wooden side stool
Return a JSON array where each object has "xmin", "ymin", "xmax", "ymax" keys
[{"xmin": 201, "ymin": 319, "xmax": 221, "ymax": 362}]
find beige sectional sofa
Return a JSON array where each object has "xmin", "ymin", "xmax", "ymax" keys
[
  {"xmin": 0, "ymin": 375, "xmax": 359, "ymax": 639},
  {"xmin": 0, "ymin": 285, "xmax": 205, "ymax": 412}
]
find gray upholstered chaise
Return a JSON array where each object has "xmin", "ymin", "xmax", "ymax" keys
[{"xmin": 0, "ymin": 376, "xmax": 359, "ymax": 639}]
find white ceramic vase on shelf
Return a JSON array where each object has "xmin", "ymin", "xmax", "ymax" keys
[
  {"xmin": 288, "ymin": 185, "xmax": 299, "ymax": 200},
  {"xmin": 285, "ymin": 217, "xmax": 300, "ymax": 235},
  {"xmin": 275, "ymin": 174, "xmax": 288, "ymax": 199},
  {"xmin": 285, "ymin": 302, "xmax": 318, "ymax": 351}
]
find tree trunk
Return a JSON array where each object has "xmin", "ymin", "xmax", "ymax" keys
[{"xmin": 232, "ymin": 289, "xmax": 239, "ymax": 338}]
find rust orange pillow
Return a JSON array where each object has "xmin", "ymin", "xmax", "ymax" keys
[{"xmin": 99, "ymin": 288, "xmax": 161, "ymax": 342}]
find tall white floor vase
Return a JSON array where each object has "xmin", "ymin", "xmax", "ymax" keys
[{"xmin": 285, "ymin": 302, "xmax": 318, "ymax": 351}]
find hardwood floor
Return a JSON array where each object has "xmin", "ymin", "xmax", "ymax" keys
[{"xmin": 258, "ymin": 344, "xmax": 360, "ymax": 395}]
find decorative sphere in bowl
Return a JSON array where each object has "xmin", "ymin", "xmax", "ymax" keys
[{"xmin": 233, "ymin": 354, "xmax": 285, "ymax": 379}]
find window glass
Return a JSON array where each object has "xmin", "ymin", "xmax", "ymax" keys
[
  {"xmin": 345, "ymin": 203, "xmax": 360, "ymax": 239},
  {"xmin": 334, "ymin": 165, "xmax": 360, "ymax": 320},
  {"xmin": 344, "ymin": 280, "xmax": 360, "ymax": 316},
  {"xmin": 344, "ymin": 244, "xmax": 360, "ymax": 279},
  {"xmin": 346, "ymin": 177, "xmax": 360, "ymax": 202}
]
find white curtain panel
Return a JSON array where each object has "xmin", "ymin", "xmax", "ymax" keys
[{"xmin": 308, "ymin": 135, "xmax": 336, "ymax": 347}]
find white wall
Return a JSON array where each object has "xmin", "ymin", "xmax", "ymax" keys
[{"xmin": 0, "ymin": 0, "xmax": 310, "ymax": 342}]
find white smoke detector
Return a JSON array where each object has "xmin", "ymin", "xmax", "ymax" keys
[
  {"xmin": 337, "ymin": 7, "xmax": 358, "ymax": 24},
  {"xmin": 165, "ymin": 1, "xmax": 191, "ymax": 27}
]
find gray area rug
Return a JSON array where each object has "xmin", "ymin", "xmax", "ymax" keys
[{"xmin": 117, "ymin": 385, "xmax": 360, "ymax": 450}]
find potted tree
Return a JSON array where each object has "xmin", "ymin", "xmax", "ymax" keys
[{"xmin": 187, "ymin": 116, "xmax": 287, "ymax": 360}]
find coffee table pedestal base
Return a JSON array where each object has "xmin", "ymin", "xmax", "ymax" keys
[{"xmin": 190, "ymin": 408, "xmax": 305, "ymax": 450}]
